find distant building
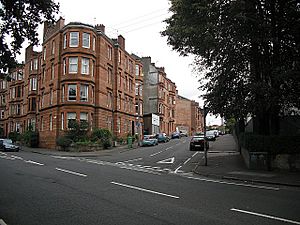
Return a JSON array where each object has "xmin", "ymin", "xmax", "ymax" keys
[
  {"xmin": 0, "ymin": 18, "xmax": 143, "ymax": 148},
  {"xmin": 175, "ymin": 95, "xmax": 203, "ymax": 135},
  {"xmin": 141, "ymin": 57, "xmax": 176, "ymax": 135}
]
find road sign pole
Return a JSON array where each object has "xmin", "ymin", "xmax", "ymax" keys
[{"xmin": 203, "ymin": 103, "xmax": 208, "ymax": 166}]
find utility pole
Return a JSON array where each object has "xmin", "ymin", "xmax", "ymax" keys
[{"xmin": 203, "ymin": 102, "xmax": 208, "ymax": 166}]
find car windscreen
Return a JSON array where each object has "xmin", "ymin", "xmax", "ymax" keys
[
  {"xmin": 192, "ymin": 137, "xmax": 204, "ymax": 141},
  {"xmin": 3, "ymin": 139, "xmax": 13, "ymax": 144}
]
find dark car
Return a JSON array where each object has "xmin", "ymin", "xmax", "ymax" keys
[
  {"xmin": 171, "ymin": 132, "xmax": 180, "ymax": 139},
  {"xmin": 0, "ymin": 139, "xmax": 20, "ymax": 152},
  {"xmin": 189, "ymin": 136, "xmax": 209, "ymax": 151},
  {"xmin": 206, "ymin": 131, "xmax": 216, "ymax": 141},
  {"xmin": 156, "ymin": 133, "xmax": 170, "ymax": 143}
]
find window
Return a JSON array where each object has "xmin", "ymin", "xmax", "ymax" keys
[
  {"xmin": 69, "ymin": 57, "xmax": 78, "ymax": 73},
  {"xmin": 91, "ymin": 86, "xmax": 94, "ymax": 103},
  {"xmin": 129, "ymin": 79, "xmax": 133, "ymax": 92},
  {"xmin": 92, "ymin": 36, "xmax": 96, "ymax": 51},
  {"xmin": 80, "ymin": 84, "xmax": 88, "ymax": 102},
  {"xmin": 107, "ymin": 45, "xmax": 112, "ymax": 60},
  {"xmin": 1, "ymin": 110, "xmax": 4, "ymax": 119},
  {"xmin": 68, "ymin": 84, "xmax": 77, "ymax": 101},
  {"xmin": 17, "ymin": 86, "xmax": 21, "ymax": 98},
  {"xmin": 70, "ymin": 32, "xmax": 79, "ymax": 47},
  {"xmin": 80, "ymin": 112, "xmax": 88, "ymax": 123},
  {"xmin": 31, "ymin": 98, "xmax": 36, "ymax": 111},
  {"xmin": 81, "ymin": 58, "xmax": 89, "ymax": 74},
  {"xmin": 107, "ymin": 91, "xmax": 112, "ymax": 108},
  {"xmin": 18, "ymin": 70, "xmax": 23, "ymax": 80},
  {"xmin": 67, "ymin": 112, "xmax": 76, "ymax": 129},
  {"xmin": 117, "ymin": 117, "xmax": 121, "ymax": 133},
  {"xmin": 135, "ymin": 65, "xmax": 140, "ymax": 76},
  {"xmin": 107, "ymin": 67, "xmax": 112, "ymax": 84},
  {"xmin": 43, "ymin": 47, "xmax": 46, "ymax": 60},
  {"xmin": 30, "ymin": 77, "xmax": 37, "ymax": 91},
  {"xmin": 16, "ymin": 104, "xmax": 20, "ymax": 115},
  {"xmin": 61, "ymin": 85, "xmax": 65, "ymax": 102},
  {"xmin": 42, "ymin": 69, "xmax": 45, "ymax": 82},
  {"xmin": 63, "ymin": 58, "xmax": 66, "ymax": 75},
  {"xmin": 51, "ymin": 63, "xmax": 54, "ymax": 80},
  {"xmin": 41, "ymin": 92, "xmax": 44, "ymax": 108},
  {"xmin": 118, "ymin": 51, "xmax": 121, "ymax": 64},
  {"xmin": 118, "ymin": 94, "xmax": 121, "ymax": 109},
  {"xmin": 63, "ymin": 33, "xmax": 67, "ymax": 49},
  {"xmin": 50, "ymin": 89, "xmax": 53, "ymax": 105},
  {"xmin": 91, "ymin": 60, "xmax": 94, "ymax": 76},
  {"xmin": 82, "ymin": 33, "xmax": 90, "ymax": 48},
  {"xmin": 49, "ymin": 114, "xmax": 53, "ymax": 131},
  {"xmin": 107, "ymin": 116, "xmax": 112, "ymax": 131},
  {"xmin": 61, "ymin": 113, "xmax": 64, "ymax": 130},
  {"xmin": 118, "ymin": 72, "xmax": 122, "ymax": 87},
  {"xmin": 33, "ymin": 59, "xmax": 38, "ymax": 70},
  {"xmin": 52, "ymin": 40, "xmax": 55, "ymax": 55}
]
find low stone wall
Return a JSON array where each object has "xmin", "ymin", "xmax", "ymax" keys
[
  {"xmin": 62, "ymin": 144, "xmax": 103, "ymax": 152},
  {"xmin": 241, "ymin": 147, "xmax": 300, "ymax": 171}
]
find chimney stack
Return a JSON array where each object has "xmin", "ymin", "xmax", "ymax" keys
[
  {"xmin": 118, "ymin": 35, "xmax": 125, "ymax": 49},
  {"xmin": 95, "ymin": 24, "xmax": 105, "ymax": 33}
]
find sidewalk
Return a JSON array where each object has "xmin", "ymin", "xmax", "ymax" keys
[
  {"xmin": 21, "ymin": 142, "xmax": 138, "ymax": 157},
  {"xmin": 193, "ymin": 134, "xmax": 300, "ymax": 187}
]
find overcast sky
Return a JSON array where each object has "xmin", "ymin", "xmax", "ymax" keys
[{"xmin": 18, "ymin": 0, "xmax": 222, "ymax": 126}]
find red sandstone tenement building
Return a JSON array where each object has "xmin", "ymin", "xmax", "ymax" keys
[
  {"xmin": 0, "ymin": 18, "xmax": 143, "ymax": 148},
  {"xmin": 175, "ymin": 95, "xmax": 203, "ymax": 135}
]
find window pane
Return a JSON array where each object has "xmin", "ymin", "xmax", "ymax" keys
[
  {"xmin": 82, "ymin": 33, "xmax": 90, "ymax": 48},
  {"xmin": 69, "ymin": 57, "xmax": 78, "ymax": 73},
  {"xmin": 80, "ymin": 84, "xmax": 88, "ymax": 102},
  {"xmin": 70, "ymin": 32, "xmax": 79, "ymax": 47},
  {"xmin": 81, "ymin": 58, "xmax": 89, "ymax": 74},
  {"xmin": 68, "ymin": 84, "xmax": 77, "ymax": 101}
]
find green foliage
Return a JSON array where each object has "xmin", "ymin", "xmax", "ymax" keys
[
  {"xmin": 0, "ymin": 0, "xmax": 59, "ymax": 76},
  {"xmin": 8, "ymin": 131, "xmax": 21, "ymax": 143},
  {"xmin": 21, "ymin": 130, "xmax": 39, "ymax": 147},
  {"xmin": 239, "ymin": 132, "xmax": 300, "ymax": 154},
  {"xmin": 162, "ymin": 0, "xmax": 300, "ymax": 133},
  {"xmin": 66, "ymin": 120, "xmax": 89, "ymax": 142},
  {"xmin": 56, "ymin": 136, "xmax": 72, "ymax": 151},
  {"xmin": 91, "ymin": 128, "xmax": 112, "ymax": 149}
]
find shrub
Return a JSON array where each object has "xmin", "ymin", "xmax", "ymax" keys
[
  {"xmin": 91, "ymin": 128, "xmax": 112, "ymax": 149},
  {"xmin": 239, "ymin": 132, "xmax": 300, "ymax": 154},
  {"xmin": 56, "ymin": 136, "xmax": 72, "ymax": 151},
  {"xmin": 8, "ymin": 131, "xmax": 21, "ymax": 143},
  {"xmin": 66, "ymin": 120, "xmax": 89, "ymax": 142},
  {"xmin": 21, "ymin": 130, "xmax": 39, "ymax": 147}
]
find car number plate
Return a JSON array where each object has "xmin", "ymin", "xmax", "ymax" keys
[{"xmin": 195, "ymin": 145, "xmax": 201, "ymax": 147}]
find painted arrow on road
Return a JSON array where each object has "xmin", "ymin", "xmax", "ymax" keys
[{"xmin": 157, "ymin": 157, "xmax": 175, "ymax": 164}]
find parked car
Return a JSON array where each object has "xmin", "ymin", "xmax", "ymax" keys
[
  {"xmin": 171, "ymin": 132, "xmax": 180, "ymax": 139},
  {"xmin": 156, "ymin": 133, "xmax": 170, "ymax": 143},
  {"xmin": 206, "ymin": 131, "xmax": 216, "ymax": 141},
  {"xmin": 142, "ymin": 135, "xmax": 158, "ymax": 146},
  {"xmin": 179, "ymin": 131, "xmax": 188, "ymax": 137},
  {"xmin": 0, "ymin": 139, "xmax": 20, "ymax": 152},
  {"xmin": 189, "ymin": 135, "xmax": 209, "ymax": 151}
]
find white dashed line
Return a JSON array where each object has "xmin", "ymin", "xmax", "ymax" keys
[
  {"xmin": 174, "ymin": 166, "xmax": 182, "ymax": 173},
  {"xmin": 183, "ymin": 158, "xmax": 191, "ymax": 165},
  {"xmin": 123, "ymin": 158, "xmax": 143, "ymax": 163},
  {"xmin": 0, "ymin": 219, "xmax": 8, "ymax": 225},
  {"xmin": 55, "ymin": 167, "xmax": 87, "ymax": 177},
  {"xmin": 111, "ymin": 181, "xmax": 179, "ymax": 199},
  {"xmin": 25, "ymin": 160, "xmax": 44, "ymax": 166},
  {"xmin": 231, "ymin": 208, "xmax": 300, "ymax": 224}
]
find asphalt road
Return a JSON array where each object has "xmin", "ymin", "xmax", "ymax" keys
[{"xmin": 0, "ymin": 137, "xmax": 299, "ymax": 225}]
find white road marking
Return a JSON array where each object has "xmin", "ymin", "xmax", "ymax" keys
[
  {"xmin": 150, "ymin": 146, "xmax": 173, "ymax": 157},
  {"xmin": 0, "ymin": 155, "xmax": 15, "ymax": 160},
  {"xmin": 157, "ymin": 157, "xmax": 175, "ymax": 164},
  {"xmin": 25, "ymin": 160, "xmax": 44, "ymax": 166},
  {"xmin": 185, "ymin": 176, "xmax": 280, "ymax": 190},
  {"xmin": 0, "ymin": 152, "xmax": 7, "ymax": 155},
  {"xmin": 11, "ymin": 155, "xmax": 23, "ymax": 160},
  {"xmin": 123, "ymin": 158, "xmax": 143, "ymax": 163},
  {"xmin": 231, "ymin": 208, "xmax": 300, "ymax": 224},
  {"xmin": 174, "ymin": 166, "xmax": 182, "ymax": 173},
  {"xmin": 55, "ymin": 167, "xmax": 87, "ymax": 177},
  {"xmin": 111, "ymin": 181, "xmax": 179, "ymax": 199},
  {"xmin": 51, "ymin": 156, "xmax": 75, "ymax": 159},
  {"xmin": 0, "ymin": 219, "xmax": 8, "ymax": 225},
  {"xmin": 183, "ymin": 158, "xmax": 191, "ymax": 165},
  {"xmin": 192, "ymin": 152, "xmax": 199, "ymax": 158}
]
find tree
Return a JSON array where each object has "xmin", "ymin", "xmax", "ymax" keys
[
  {"xmin": 0, "ymin": 0, "xmax": 59, "ymax": 76},
  {"xmin": 162, "ymin": 0, "xmax": 300, "ymax": 135}
]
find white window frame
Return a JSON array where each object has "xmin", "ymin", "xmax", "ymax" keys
[
  {"xmin": 82, "ymin": 33, "xmax": 90, "ymax": 48},
  {"xmin": 63, "ymin": 33, "xmax": 67, "ymax": 49},
  {"xmin": 61, "ymin": 113, "xmax": 64, "ymax": 130},
  {"xmin": 70, "ymin": 32, "xmax": 79, "ymax": 47},
  {"xmin": 68, "ymin": 84, "xmax": 77, "ymax": 101},
  {"xmin": 69, "ymin": 57, "xmax": 78, "ymax": 74},
  {"xmin": 63, "ymin": 58, "xmax": 66, "ymax": 75},
  {"xmin": 31, "ymin": 77, "xmax": 37, "ymax": 91},
  {"xmin": 80, "ymin": 84, "xmax": 88, "ymax": 102},
  {"xmin": 93, "ymin": 36, "xmax": 96, "ymax": 51},
  {"xmin": 49, "ymin": 114, "xmax": 53, "ymax": 131},
  {"xmin": 51, "ymin": 63, "xmax": 54, "ymax": 80},
  {"xmin": 81, "ymin": 58, "xmax": 89, "ymax": 75}
]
